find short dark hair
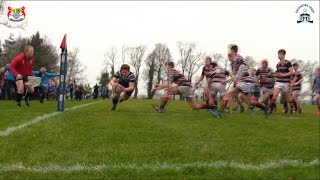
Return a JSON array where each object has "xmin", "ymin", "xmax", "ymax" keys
[
  {"xmin": 121, "ymin": 64, "xmax": 130, "ymax": 71},
  {"xmin": 205, "ymin": 56, "xmax": 212, "ymax": 62},
  {"xmin": 292, "ymin": 63, "xmax": 299, "ymax": 67},
  {"xmin": 230, "ymin": 45, "xmax": 238, "ymax": 53},
  {"xmin": 165, "ymin": 61, "xmax": 174, "ymax": 68},
  {"xmin": 278, "ymin": 49, "xmax": 286, "ymax": 55},
  {"xmin": 210, "ymin": 62, "xmax": 217, "ymax": 67}
]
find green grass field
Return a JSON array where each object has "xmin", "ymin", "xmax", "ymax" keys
[{"xmin": 0, "ymin": 99, "xmax": 319, "ymax": 179}]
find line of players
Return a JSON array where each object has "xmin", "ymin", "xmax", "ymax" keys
[
  {"xmin": 109, "ymin": 44, "xmax": 320, "ymax": 117},
  {"xmin": 194, "ymin": 46, "xmax": 304, "ymax": 118}
]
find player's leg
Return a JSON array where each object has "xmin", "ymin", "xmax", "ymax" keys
[
  {"xmin": 218, "ymin": 87, "xmax": 240, "ymax": 113},
  {"xmin": 315, "ymin": 93, "xmax": 320, "ymax": 115},
  {"xmin": 24, "ymin": 81, "xmax": 34, "ymax": 107},
  {"xmin": 270, "ymin": 83, "xmax": 282, "ymax": 113},
  {"xmin": 292, "ymin": 90, "xmax": 302, "ymax": 113},
  {"xmin": 15, "ymin": 77, "xmax": 25, "ymax": 108}
]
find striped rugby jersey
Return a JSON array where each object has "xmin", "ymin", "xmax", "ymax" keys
[
  {"xmin": 113, "ymin": 70, "xmax": 136, "ymax": 88},
  {"xmin": 208, "ymin": 66, "xmax": 229, "ymax": 83},
  {"xmin": 256, "ymin": 67, "xmax": 275, "ymax": 89},
  {"xmin": 231, "ymin": 54, "xmax": 245, "ymax": 75},
  {"xmin": 275, "ymin": 60, "xmax": 292, "ymax": 83},
  {"xmin": 169, "ymin": 69, "xmax": 192, "ymax": 87},
  {"xmin": 292, "ymin": 71, "xmax": 303, "ymax": 90},
  {"xmin": 201, "ymin": 66, "xmax": 212, "ymax": 80}
]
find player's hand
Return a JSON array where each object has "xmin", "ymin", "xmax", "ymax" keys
[{"xmin": 16, "ymin": 74, "xmax": 22, "ymax": 79}]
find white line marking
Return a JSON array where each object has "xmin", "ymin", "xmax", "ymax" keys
[
  {"xmin": 0, "ymin": 102, "xmax": 99, "ymax": 137},
  {"xmin": 0, "ymin": 158, "xmax": 318, "ymax": 172}
]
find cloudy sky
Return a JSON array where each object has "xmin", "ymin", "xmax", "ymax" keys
[{"xmin": 1, "ymin": 1, "xmax": 319, "ymax": 89}]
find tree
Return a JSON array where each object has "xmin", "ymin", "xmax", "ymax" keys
[
  {"xmin": 121, "ymin": 45, "xmax": 128, "ymax": 64},
  {"xmin": 98, "ymin": 69, "xmax": 111, "ymax": 86},
  {"xmin": 244, "ymin": 56, "xmax": 258, "ymax": 69},
  {"xmin": 177, "ymin": 41, "xmax": 204, "ymax": 82},
  {"xmin": 28, "ymin": 32, "xmax": 59, "ymax": 71},
  {"xmin": 144, "ymin": 43, "xmax": 171, "ymax": 99},
  {"xmin": 290, "ymin": 59, "xmax": 318, "ymax": 101},
  {"xmin": 129, "ymin": 45, "xmax": 147, "ymax": 99},
  {"xmin": 104, "ymin": 46, "xmax": 118, "ymax": 77},
  {"xmin": 67, "ymin": 48, "xmax": 86, "ymax": 84},
  {"xmin": 0, "ymin": 33, "xmax": 26, "ymax": 66}
]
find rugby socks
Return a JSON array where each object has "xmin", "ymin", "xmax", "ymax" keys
[
  {"xmin": 16, "ymin": 93, "xmax": 23, "ymax": 103},
  {"xmin": 251, "ymin": 100, "xmax": 265, "ymax": 110},
  {"xmin": 291, "ymin": 99, "xmax": 298, "ymax": 111},
  {"xmin": 218, "ymin": 99, "xmax": 228, "ymax": 112},
  {"xmin": 160, "ymin": 96, "xmax": 169, "ymax": 109},
  {"xmin": 112, "ymin": 98, "xmax": 118, "ymax": 110}
]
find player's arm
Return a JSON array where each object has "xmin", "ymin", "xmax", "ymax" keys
[
  {"xmin": 10, "ymin": 54, "xmax": 23, "ymax": 78},
  {"xmin": 46, "ymin": 72, "xmax": 59, "ymax": 78},
  {"xmin": 124, "ymin": 82, "xmax": 135, "ymax": 92},
  {"xmin": 277, "ymin": 67, "xmax": 295, "ymax": 78},
  {"xmin": 294, "ymin": 75, "xmax": 303, "ymax": 86},
  {"xmin": 109, "ymin": 77, "xmax": 118, "ymax": 88},
  {"xmin": 207, "ymin": 77, "xmax": 212, "ymax": 87},
  {"xmin": 194, "ymin": 74, "xmax": 204, "ymax": 87},
  {"xmin": 312, "ymin": 79, "xmax": 316, "ymax": 92}
]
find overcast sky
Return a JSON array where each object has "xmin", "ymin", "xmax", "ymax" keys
[{"xmin": 1, "ymin": 1, "xmax": 319, "ymax": 89}]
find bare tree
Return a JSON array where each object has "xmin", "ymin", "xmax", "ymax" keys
[
  {"xmin": 129, "ymin": 45, "xmax": 147, "ymax": 99},
  {"xmin": 211, "ymin": 53, "xmax": 224, "ymax": 65},
  {"xmin": 177, "ymin": 41, "xmax": 204, "ymax": 82},
  {"xmin": 244, "ymin": 56, "xmax": 258, "ymax": 69},
  {"xmin": 144, "ymin": 43, "xmax": 171, "ymax": 99},
  {"xmin": 104, "ymin": 46, "xmax": 118, "ymax": 77},
  {"xmin": 67, "ymin": 48, "xmax": 86, "ymax": 84},
  {"xmin": 290, "ymin": 59, "xmax": 318, "ymax": 101},
  {"xmin": 121, "ymin": 45, "xmax": 128, "ymax": 64}
]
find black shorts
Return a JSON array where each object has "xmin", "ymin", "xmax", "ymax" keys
[
  {"xmin": 16, "ymin": 76, "xmax": 28, "ymax": 82},
  {"xmin": 125, "ymin": 91, "xmax": 134, "ymax": 97}
]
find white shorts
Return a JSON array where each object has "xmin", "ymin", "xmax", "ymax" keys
[
  {"xmin": 274, "ymin": 82, "xmax": 290, "ymax": 92},
  {"xmin": 261, "ymin": 87, "xmax": 273, "ymax": 94},
  {"xmin": 210, "ymin": 82, "xmax": 226, "ymax": 96},
  {"xmin": 236, "ymin": 82, "xmax": 253, "ymax": 94},
  {"xmin": 177, "ymin": 86, "xmax": 194, "ymax": 98},
  {"xmin": 292, "ymin": 90, "xmax": 301, "ymax": 96}
]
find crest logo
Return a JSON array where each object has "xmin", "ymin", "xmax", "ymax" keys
[
  {"xmin": 7, "ymin": 6, "xmax": 26, "ymax": 22},
  {"xmin": 296, "ymin": 4, "xmax": 314, "ymax": 23}
]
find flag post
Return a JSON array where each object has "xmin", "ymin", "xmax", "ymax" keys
[{"xmin": 57, "ymin": 34, "xmax": 68, "ymax": 112}]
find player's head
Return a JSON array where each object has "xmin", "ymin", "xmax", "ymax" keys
[
  {"xmin": 277, "ymin": 49, "xmax": 286, "ymax": 60},
  {"xmin": 261, "ymin": 59, "xmax": 268, "ymax": 68},
  {"xmin": 40, "ymin": 67, "xmax": 47, "ymax": 73},
  {"xmin": 204, "ymin": 56, "xmax": 212, "ymax": 66},
  {"xmin": 292, "ymin": 63, "xmax": 299, "ymax": 71},
  {"xmin": 164, "ymin": 61, "xmax": 174, "ymax": 71},
  {"xmin": 250, "ymin": 68, "xmax": 257, "ymax": 76},
  {"xmin": 120, "ymin": 64, "xmax": 130, "ymax": 77},
  {"xmin": 228, "ymin": 44, "xmax": 238, "ymax": 60},
  {"xmin": 24, "ymin": 45, "xmax": 34, "ymax": 60}
]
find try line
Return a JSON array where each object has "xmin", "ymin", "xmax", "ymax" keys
[{"xmin": 0, "ymin": 101, "xmax": 99, "ymax": 137}]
